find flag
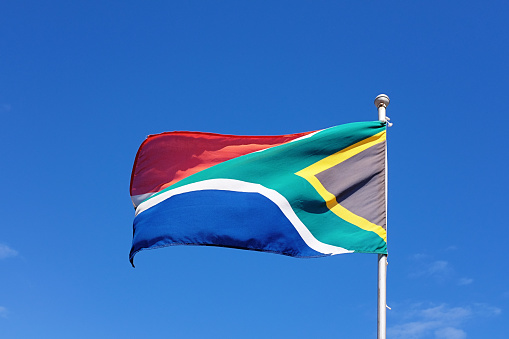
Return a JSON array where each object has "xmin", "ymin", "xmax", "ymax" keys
[{"xmin": 129, "ymin": 121, "xmax": 387, "ymax": 266}]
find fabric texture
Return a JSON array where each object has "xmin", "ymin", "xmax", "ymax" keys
[{"xmin": 130, "ymin": 121, "xmax": 387, "ymax": 266}]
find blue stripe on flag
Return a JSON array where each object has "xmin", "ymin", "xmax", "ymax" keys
[{"xmin": 130, "ymin": 189, "xmax": 324, "ymax": 264}]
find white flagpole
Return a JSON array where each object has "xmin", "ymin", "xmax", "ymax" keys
[{"xmin": 374, "ymin": 94, "xmax": 390, "ymax": 339}]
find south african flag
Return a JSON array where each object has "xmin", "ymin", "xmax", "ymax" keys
[{"xmin": 129, "ymin": 121, "xmax": 387, "ymax": 266}]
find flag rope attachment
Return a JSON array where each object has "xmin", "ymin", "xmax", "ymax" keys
[{"xmin": 375, "ymin": 94, "xmax": 390, "ymax": 339}]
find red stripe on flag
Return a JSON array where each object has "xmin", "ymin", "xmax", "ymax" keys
[{"xmin": 130, "ymin": 131, "xmax": 314, "ymax": 197}]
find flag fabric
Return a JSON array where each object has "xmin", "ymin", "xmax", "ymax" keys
[{"xmin": 129, "ymin": 121, "xmax": 387, "ymax": 266}]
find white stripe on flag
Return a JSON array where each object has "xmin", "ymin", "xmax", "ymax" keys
[{"xmin": 135, "ymin": 178, "xmax": 352, "ymax": 256}]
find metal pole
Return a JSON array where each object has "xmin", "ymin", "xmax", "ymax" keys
[
  {"xmin": 377, "ymin": 254, "xmax": 387, "ymax": 339},
  {"xmin": 374, "ymin": 94, "xmax": 390, "ymax": 339}
]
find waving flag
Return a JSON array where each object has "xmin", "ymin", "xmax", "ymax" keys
[{"xmin": 129, "ymin": 121, "xmax": 387, "ymax": 266}]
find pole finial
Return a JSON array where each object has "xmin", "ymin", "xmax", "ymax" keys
[
  {"xmin": 374, "ymin": 94, "xmax": 390, "ymax": 108},
  {"xmin": 374, "ymin": 94, "xmax": 390, "ymax": 123}
]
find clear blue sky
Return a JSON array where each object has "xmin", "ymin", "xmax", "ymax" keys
[{"xmin": 1, "ymin": 1, "xmax": 508, "ymax": 338}]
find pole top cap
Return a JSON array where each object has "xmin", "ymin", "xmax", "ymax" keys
[{"xmin": 374, "ymin": 94, "xmax": 390, "ymax": 108}]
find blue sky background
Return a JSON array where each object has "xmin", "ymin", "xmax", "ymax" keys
[{"xmin": 1, "ymin": 1, "xmax": 508, "ymax": 338}]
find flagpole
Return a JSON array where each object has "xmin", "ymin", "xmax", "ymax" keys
[{"xmin": 375, "ymin": 94, "xmax": 390, "ymax": 339}]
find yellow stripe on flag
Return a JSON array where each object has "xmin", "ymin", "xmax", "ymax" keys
[{"xmin": 296, "ymin": 131, "xmax": 387, "ymax": 242}]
